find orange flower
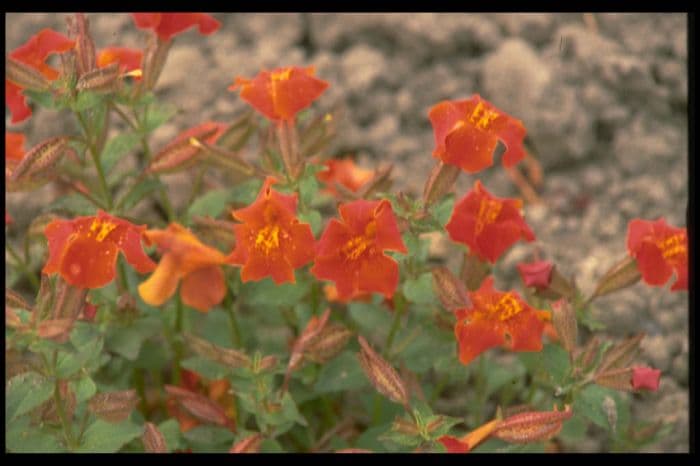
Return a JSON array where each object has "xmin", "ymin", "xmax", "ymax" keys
[
  {"xmin": 229, "ymin": 66, "xmax": 329, "ymax": 123},
  {"xmin": 138, "ymin": 223, "xmax": 229, "ymax": 312},
  {"xmin": 6, "ymin": 132, "xmax": 26, "ymax": 164},
  {"xmin": 428, "ymin": 95, "xmax": 526, "ymax": 173},
  {"xmin": 42, "ymin": 210, "xmax": 156, "ymax": 289},
  {"xmin": 631, "ymin": 366, "xmax": 661, "ymax": 391},
  {"xmin": 446, "ymin": 180, "xmax": 535, "ymax": 263},
  {"xmin": 455, "ymin": 276, "xmax": 545, "ymax": 365},
  {"xmin": 97, "ymin": 46, "xmax": 143, "ymax": 77},
  {"xmin": 627, "ymin": 218, "xmax": 687, "ymax": 291},
  {"xmin": 228, "ymin": 177, "xmax": 315, "ymax": 284},
  {"xmin": 517, "ymin": 260, "xmax": 553, "ymax": 290},
  {"xmin": 316, "ymin": 158, "xmax": 374, "ymax": 196},
  {"xmin": 439, "ymin": 418, "xmax": 501, "ymax": 453},
  {"xmin": 166, "ymin": 369, "xmax": 236, "ymax": 433},
  {"xmin": 131, "ymin": 13, "xmax": 221, "ymax": 42},
  {"xmin": 6, "ymin": 28, "xmax": 75, "ymax": 124},
  {"xmin": 311, "ymin": 199, "xmax": 407, "ymax": 300}
]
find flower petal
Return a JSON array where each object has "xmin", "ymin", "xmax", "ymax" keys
[
  {"xmin": 42, "ymin": 219, "xmax": 75, "ymax": 275},
  {"xmin": 138, "ymin": 254, "xmax": 182, "ymax": 307},
  {"xmin": 357, "ymin": 254, "xmax": 400, "ymax": 298},
  {"xmin": 119, "ymin": 224, "xmax": 157, "ymax": 273},
  {"xmin": 180, "ymin": 265, "xmax": 226, "ymax": 312},
  {"xmin": 456, "ymin": 317, "xmax": 505, "ymax": 365},
  {"xmin": 635, "ymin": 240, "xmax": 673, "ymax": 286},
  {"xmin": 374, "ymin": 200, "xmax": 407, "ymax": 253},
  {"xmin": 6, "ymin": 81, "xmax": 32, "ymax": 124},
  {"xmin": 59, "ymin": 234, "xmax": 119, "ymax": 288}
]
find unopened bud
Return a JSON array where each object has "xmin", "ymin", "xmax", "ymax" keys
[
  {"xmin": 432, "ymin": 266, "xmax": 470, "ymax": 312},
  {"xmin": 594, "ymin": 367, "xmax": 634, "ymax": 391},
  {"xmin": 6, "ymin": 57, "xmax": 51, "ymax": 91},
  {"xmin": 590, "ymin": 256, "xmax": 642, "ymax": 302},
  {"xmin": 258, "ymin": 355, "xmax": 278, "ymax": 372},
  {"xmin": 282, "ymin": 309, "xmax": 331, "ymax": 392},
  {"xmin": 551, "ymin": 299, "xmax": 577, "ymax": 354},
  {"xmin": 10, "ymin": 137, "xmax": 70, "ymax": 184},
  {"xmin": 88, "ymin": 390, "xmax": 140, "ymax": 423},
  {"xmin": 147, "ymin": 126, "xmax": 220, "ymax": 174},
  {"xmin": 577, "ymin": 336, "xmax": 601, "ymax": 371},
  {"xmin": 217, "ymin": 111, "xmax": 255, "ymax": 151},
  {"xmin": 142, "ymin": 38, "xmax": 171, "ymax": 92},
  {"xmin": 305, "ymin": 323, "xmax": 353, "ymax": 364},
  {"xmin": 631, "ymin": 366, "xmax": 661, "ymax": 391},
  {"xmin": 164, "ymin": 385, "xmax": 233, "ymax": 430},
  {"xmin": 191, "ymin": 216, "xmax": 237, "ymax": 249},
  {"xmin": 357, "ymin": 335, "xmax": 410, "ymax": 410},
  {"xmin": 460, "ymin": 251, "xmax": 490, "ymax": 291},
  {"xmin": 194, "ymin": 139, "xmax": 255, "ymax": 176},
  {"xmin": 422, "ymin": 162, "xmax": 460, "ymax": 208},
  {"xmin": 493, "ymin": 405, "xmax": 573, "ymax": 444},
  {"xmin": 6, "ymin": 288, "xmax": 31, "ymax": 311},
  {"xmin": 142, "ymin": 422, "xmax": 168, "ymax": 453},
  {"xmin": 37, "ymin": 318, "xmax": 75, "ymax": 343},
  {"xmin": 392, "ymin": 416, "xmax": 420, "ymax": 436},
  {"xmin": 76, "ymin": 62, "xmax": 121, "ymax": 93},
  {"xmin": 597, "ymin": 333, "xmax": 645, "ymax": 374},
  {"xmin": 71, "ymin": 13, "xmax": 97, "ymax": 77},
  {"xmin": 358, "ymin": 164, "xmax": 393, "ymax": 199},
  {"xmin": 39, "ymin": 380, "xmax": 75, "ymax": 423},
  {"xmin": 183, "ymin": 333, "xmax": 251, "ymax": 369},
  {"xmin": 229, "ymin": 433, "xmax": 264, "ymax": 453}
]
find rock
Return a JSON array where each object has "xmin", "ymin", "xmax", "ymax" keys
[
  {"xmin": 495, "ymin": 13, "xmax": 555, "ymax": 46},
  {"xmin": 340, "ymin": 44, "xmax": 386, "ymax": 95}
]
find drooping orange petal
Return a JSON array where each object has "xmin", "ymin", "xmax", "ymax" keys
[
  {"xmin": 316, "ymin": 158, "xmax": 374, "ymax": 196},
  {"xmin": 180, "ymin": 265, "xmax": 226, "ymax": 312},
  {"xmin": 119, "ymin": 224, "xmax": 157, "ymax": 274},
  {"xmin": 138, "ymin": 254, "xmax": 182, "ymax": 307}
]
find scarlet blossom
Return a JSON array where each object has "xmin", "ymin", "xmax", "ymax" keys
[
  {"xmin": 43, "ymin": 210, "xmax": 156, "ymax": 289},
  {"xmin": 229, "ymin": 66, "xmax": 329, "ymax": 123},
  {"xmin": 6, "ymin": 212, "xmax": 13, "ymax": 225},
  {"xmin": 166, "ymin": 369, "xmax": 236, "ymax": 433},
  {"xmin": 428, "ymin": 94, "xmax": 527, "ymax": 174},
  {"xmin": 454, "ymin": 276, "xmax": 546, "ymax": 365},
  {"xmin": 6, "ymin": 29, "xmax": 75, "ymax": 124},
  {"xmin": 6, "ymin": 132, "xmax": 26, "ymax": 163},
  {"xmin": 631, "ymin": 366, "xmax": 661, "ymax": 391},
  {"xmin": 517, "ymin": 260, "xmax": 553, "ymax": 290},
  {"xmin": 316, "ymin": 158, "xmax": 374, "ymax": 196},
  {"xmin": 438, "ymin": 419, "xmax": 501, "ymax": 453},
  {"xmin": 323, "ymin": 283, "xmax": 372, "ymax": 304},
  {"xmin": 131, "ymin": 13, "xmax": 221, "ymax": 42},
  {"xmin": 138, "ymin": 223, "xmax": 229, "ymax": 312},
  {"xmin": 97, "ymin": 47, "xmax": 143, "ymax": 77},
  {"xmin": 311, "ymin": 199, "xmax": 407, "ymax": 300},
  {"xmin": 627, "ymin": 218, "xmax": 687, "ymax": 291},
  {"xmin": 446, "ymin": 180, "xmax": 535, "ymax": 264},
  {"xmin": 228, "ymin": 177, "xmax": 315, "ymax": 284}
]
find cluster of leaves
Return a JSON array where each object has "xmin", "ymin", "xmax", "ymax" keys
[{"xmin": 5, "ymin": 13, "xmax": 685, "ymax": 453}]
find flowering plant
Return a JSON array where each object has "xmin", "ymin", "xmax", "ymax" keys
[{"xmin": 5, "ymin": 13, "xmax": 684, "ymax": 453}]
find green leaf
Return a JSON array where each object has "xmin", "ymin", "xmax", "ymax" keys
[
  {"xmin": 56, "ymin": 335, "xmax": 104, "ymax": 378},
  {"xmin": 484, "ymin": 359, "xmax": 526, "ymax": 397},
  {"xmin": 402, "ymin": 232, "xmax": 430, "ymax": 263},
  {"xmin": 23, "ymin": 89, "xmax": 61, "ymax": 110},
  {"xmin": 381, "ymin": 428, "xmax": 422, "ymax": 447},
  {"xmin": 298, "ymin": 165, "xmax": 323, "ymax": 207},
  {"xmin": 158, "ymin": 419, "xmax": 183, "ymax": 452},
  {"xmin": 47, "ymin": 193, "xmax": 99, "ymax": 216},
  {"xmin": 72, "ymin": 91, "xmax": 103, "ymax": 112},
  {"xmin": 77, "ymin": 418, "xmax": 143, "ymax": 452},
  {"xmin": 243, "ymin": 277, "xmax": 310, "ymax": 309},
  {"xmin": 183, "ymin": 425, "xmax": 235, "ymax": 449},
  {"xmin": 140, "ymin": 103, "xmax": 177, "ymax": 134},
  {"xmin": 575, "ymin": 384, "xmax": 616, "ymax": 431},
  {"xmin": 102, "ymin": 132, "xmax": 142, "ymax": 174},
  {"xmin": 315, "ymin": 352, "xmax": 369, "ymax": 394},
  {"xmin": 432, "ymin": 194, "xmax": 455, "ymax": 228},
  {"xmin": 258, "ymin": 392, "xmax": 307, "ymax": 435},
  {"xmin": 71, "ymin": 376, "xmax": 97, "ymax": 405},
  {"xmin": 105, "ymin": 316, "xmax": 161, "ymax": 360},
  {"xmin": 542, "ymin": 343, "xmax": 571, "ymax": 386},
  {"xmin": 298, "ymin": 209, "xmax": 323, "ymax": 237},
  {"xmin": 187, "ymin": 189, "xmax": 232, "ymax": 219},
  {"xmin": 558, "ymin": 412, "xmax": 588, "ymax": 445},
  {"xmin": 6, "ymin": 416, "xmax": 66, "ymax": 452},
  {"xmin": 6, "ymin": 372, "xmax": 54, "ymax": 422},
  {"xmin": 117, "ymin": 177, "xmax": 163, "ymax": 211},
  {"xmin": 229, "ymin": 178, "xmax": 263, "ymax": 205},
  {"xmin": 348, "ymin": 300, "xmax": 394, "ymax": 341},
  {"xmin": 402, "ymin": 272, "xmax": 436, "ymax": 305},
  {"xmin": 180, "ymin": 356, "xmax": 231, "ymax": 380}
]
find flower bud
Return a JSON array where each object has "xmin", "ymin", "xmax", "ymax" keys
[
  {"xmin": 75, "ymin": 62, "xmax": 121, "ymax": 93},
  {"xmin": 597, "ymin": 333, "xmax": 645, "ymax": 374},
  {"xmin": 305, "ymin": 323, "xmax": 353, "ymax": 364},
  {"xmin": 423, "ymin": 162, "xmax": 460, "ymax": 208},
  {"xmin": 594, "ymin": 367, "xmax": 634, "ymax": 391},
  {"xmin": 631, "ymin": 366, "xmax": 661, "ymax": 391},
  {"xmin": 69, "ymin": 13, "xmax": 97, "ymax": 78},
  {"xmin": 217, "ymin": 110, "xmax": 255, "ymax": 151},
  {"xmin": 88, "ymin": 389, "xmax": 140, "ymax": 423},
  {"xmin": 141, "ymin": 37, "xmax": 171, "ymax": 92},
  {"xmin": 431, "ymin": 266, "xmax": 470, "ymax": 312},
  {"xmin": 39, "ymin": 380, "xmax": 75, "ymax": 423},
  {"xmin": 282, "ymin": 309, "xmax": 331, "ymax": 392},
  {"xmin": 258, "ymin": 355, "xmax": 278, "ymax": 372},
  {"xmin": 147, "ymin": 126, "xmax": 220, "ymax": 174},
  {"xmin": 9, "ymin": 137, "xmax": 70, "ymax": 184},
  {"xmin": 142, "ymin": 422, "xmax": 168, "ymax": 453},
  {"xmin": 493, "ymin": 405, "xmax": 573, "ymax": 444},
  {"xmin": 550, "ymin": 299, "xmax": 577, "ymax": 354},
  {"xmin": 358, "ymin": 164, "xmax": 393, "ymax": 199},
  {"xmin": 183, "ymin": 332, "xmax": 251, "ymax": 369},
  {"xmin": 164, "ymin": 385, "xmax": 234, "ymax": 430},
  {"xmin": 357, "ymin": 335, "xmax": 410, "ymax": 410},
  {"xmin": 6, "ymin": 57, "xmax": 51, "ymax": 91},
  {"xmin": 229, "ymin": 433, "xmax": 264, "ymax": 453},
  {"xmin": 191, "ymin": 138, "xmax": 255, "ymax": 176},
  {"xmin": 460, "ymin": 251, "xmax": 490, "ymax": 292},
  {"xmin": 590, "ymin": 256, "xmax": 642, "ymax": 301},
  {"xmin": 577, "ymin": 336, "xmax": 600, "ymax": 371},
  {"xmin": 6, "ymin": 288, "xmax": 31, "ymax": 311}
]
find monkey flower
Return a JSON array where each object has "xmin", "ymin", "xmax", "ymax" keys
[
  {"xmin": 428, "ymin": 94, "xmax": 527, "ymax": 174},
  {"xmin": 229, "ymin": 66, "xmax": 329, "ymax": 123},
  {"xmin": 43, "ymin": 210, "xmax": 156, "ymax": 289},
  {"xmin": 138, "ymin": 223, "xmax": 229, "ymax": 312},
  {"xmin": 6, "ymin": 132, "xmax": 26, "ymax": 164},
  {"xmin": 6, "ymin": 28, "xmax": 75, "ymax": 123},
  {"xmin": 517, "ymin": 260, "xmax": 553, "ymax": 290},
  {"xmin": 446, "ymin": 180, "xmax": 535, "ymax": 264},
  {"xmin": 316, "ymin": 158, "xmax": 374, "ymax": 197},
  {"xmin": 131, "ymin": 13, "xmax": 221, "ymax": 42},
  {"xmin": 631, "ymin": 366, "xmax": 661, "ymax": 392},
  {"xmin": 626, "ymin": 218, "xmax": 687, "ymax": 291},
  {"xmin": 228, "ymin": 177, "xmax": 315, "ymax": 284},
  {"xmin": 311, "ymin": 199, "xmax": 407, "ymax": 300},
  {"xmin": 455, "ymin": 276, "xmax": 546, "ymax": 365},
  {"xmin": 439, "ymin": 419, "xmax": 501, "ymax": 453},
  {"xmin": 97, "ymin": 46, "xmax": 143, "ymax": 77}
]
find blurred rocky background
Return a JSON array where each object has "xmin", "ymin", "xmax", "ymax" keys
[{"xmin": 6, "ymin": 13, "xmax": 688, "ymax": 452}]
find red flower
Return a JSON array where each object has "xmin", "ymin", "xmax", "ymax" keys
[
  {"xmin": 428, "ymin": 95, "xmax": 527, "ymax": 173},
  {"xmin": 43, "ymin": 210, "xmax": 156, "ymax": 289},
  {"xmin": 316, "ymin": 158, "xmax": 374, "ymax": 196},
  {"xmin": 97, "ymin": 46, "xmax": 143, "ymax": 77},
  {"xmin": 6, "ymin": 132, "xmax": 26, "ymax": 163},
  {"xmin": 229, "ymin": 66, "xmax": 329, "ymax": 123},
  {"xmin": 311, "ymin": 199, "xmax": 407, "ymax": 300},
  {"xmin": 138, "ymin": 223, "xmax": 229, "ymax": 312},
  {"xmin": 455, "ymin": 276, "xmax": 545, "ymax": 365},
  {"xmin": 6, "ymin": 29, "xmax": 75, "ymax": 124},
  {"xmin": 627, "ymin": 218, "xmax": 687, "ymax": 291},
  {"xmin": 438, "ymin": 419, "xmax": 501, "ymax": 453},
  {"xmin": 446, "ymin": 180, "xmax": 535, "ymax": 263},
  {"xmin": 131, "ymin": 13, "xmax": 221, "ymax": 42},
  {"xmin": 631, "ymin": 366, "xmax": 661, "ymax": 391},
  {"xmin": 228, "ymin": 177, "xmax": 315, "ymax": 284},
  {"xmin": 517, "ymin": 260, "xmax": 553, "ymax": 290}
]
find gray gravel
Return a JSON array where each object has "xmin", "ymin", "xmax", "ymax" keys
[{"xmin": 6, "ymin": 13, "xmax": 688, "ymax": 452}]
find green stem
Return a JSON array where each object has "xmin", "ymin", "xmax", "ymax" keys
[
  {"xmin": 116, "ymin": 258, "xmax": 129, "ymax": 294},
  {"xmin": 133, "ymin": 367, "xmax": 148, "ymax": 415},
  {"xmin": 76, "ymin": 111, "xmax": 112, "ymax": 209},
  {"xmin": 52, "ymin": 351, "xmax": 76, "ymax": 449},
  {"xmin": 384, "ymin": 293, "xmax": 406, "ymax": 355},
  {"xmin": 173, "ymin": 294, "xmax": 184, "ymax": 385},
  {"xmin": 474, "ymin": 355, "xmax": 487, "ymax": 425},
  {"xmin": 225, "ymin": 294, "xmax": 243, "ymax": 348},
  {"xmin": 6, "ymin": 243, "xmax": 40, "ymax": 292},
  {"xmin": 108, "ymin": 101, "xmax": 139, "ymax": 131},
  {"xmin": 371, "ymin": 393, "xmax": 382, "ymax": 424},
  {"xmin": 76, "ymin": 410, "xmax": 90, "ymax": 445},
  {"xmin": 186, "ymin": 167, "xmax": 206, "ymax": 208}
]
